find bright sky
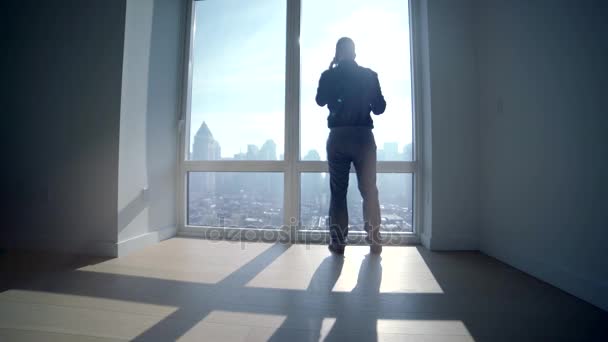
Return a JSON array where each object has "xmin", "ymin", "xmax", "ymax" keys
[{"xmin": 189, "ymin": 0, "xmax": 412, "ymax": 160}]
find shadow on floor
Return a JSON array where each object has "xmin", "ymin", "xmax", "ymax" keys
[
  {"xmin": 2, "ymin": 242, "xmax": 608, "ymax": 341},
  {"xmin": 0, "ymin": 248, "xmax": 109, "ymax": 292}
]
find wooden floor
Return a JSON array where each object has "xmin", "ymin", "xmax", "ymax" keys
[{"xmin": 1, "ymin": 238, "xmax": 607, "ymax": 341}]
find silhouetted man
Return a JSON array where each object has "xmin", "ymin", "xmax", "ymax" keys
[{"xmin": 316, "ymin": 37, "xmax": 386, "ymax": 255}]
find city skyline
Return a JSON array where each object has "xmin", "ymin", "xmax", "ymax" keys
[
  {"xmin": 190, "ymin": 121, "xmax": 413, "ymax": 162},
  {"xmin": 189, "ymin": 121, "xmax": 413, "ymax": 232}
]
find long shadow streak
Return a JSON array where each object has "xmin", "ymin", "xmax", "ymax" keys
[
  {"xmin": 132, "ymin": 242, "xmax": 292, "ymax": 341},
  {"xmin": 324, "ymin": 254, "xmax": 382, "ymax": 341},
  {"xmin": 268, "ymin": 255, "xmax": 344, "ymax": 341}
]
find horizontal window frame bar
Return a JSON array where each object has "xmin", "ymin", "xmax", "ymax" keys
[
  {"xmin": 184, "ymin": 160, "xmax": 417, "ymax": 173},
  {"xmin": 297, "ymin": 161, "xmax": 417, "ymax": 173},
  {"xmin": 184, "ymin": 160, "xmax": 287, "ymax": 172}
]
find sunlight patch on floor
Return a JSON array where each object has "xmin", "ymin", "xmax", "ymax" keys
[
  {"xmin": 0, "ymin": 290, "xmax": 178, "ymax": 340},
  {"xmin": 246, "ymin": 245, "xmax": 331, "ymax": 290},
  {"xmin": 246, "ymin": 244, "xmax": 443, "ymax": 293},
  {"xmin": 337, "ymin": 246, "xmax": 443, "ymax": 293},
  {"xmin": 78, "ymin": 238, "xmax": 276, "ymax": 284},
  {"xmin": 318, "ymin": 317, "xmax": 337, "ymax": 341},
  {"xmin": 376, "ymin": 319, "xmax": 473, "ymax": 338},
  {"xmin": 0, "ymin": 290, "xmax": 178, "ymax": 317},
  {"xmin": 177, "ymin": 311, "xmax": 287, "ymax": 341}
]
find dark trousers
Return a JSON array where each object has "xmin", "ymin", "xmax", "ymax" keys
[{"xmin": 327, "ymin": 127, "xmax": 381, "ymax": 244}]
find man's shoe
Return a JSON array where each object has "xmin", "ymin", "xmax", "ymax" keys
[
  {"xmin": 370, "ymin": 244, "xmax": 382, "ymax": 254},
  {"xmin": 328, "ymin": 243, "xmax": 345, "ymax": 255}
]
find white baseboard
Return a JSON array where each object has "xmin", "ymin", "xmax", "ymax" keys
[{"xmin": 116, "ymin": 226, "xmax": 177, "ymax": 257}]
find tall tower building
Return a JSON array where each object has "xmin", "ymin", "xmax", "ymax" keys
[
  {"xmin": 246, "ymin": 144, "xmax": 260, "ymax": 160},
  {"xmin": 192, "ymin": 121, "xmax": 221, "ymax": 161},
  {"xmin": 191, "ymin": 122, "xmax": 221, "ymax": 199},
  {"xmin": 259, "ymin": 140, "xmax": 277, "ymax": 160}
]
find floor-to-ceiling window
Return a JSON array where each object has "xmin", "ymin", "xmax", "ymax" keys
[{"xmin": 180, "ymin": 0, "xmax": 418, "ymax": 242}]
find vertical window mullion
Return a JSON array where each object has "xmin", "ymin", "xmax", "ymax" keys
[
  {"xmin": 284, "ymin": 0, "xmax": 302, "ymax": 228},
  {"xmin": 178, "ymin": 0, "xmax": 196, "ymax": 230}
]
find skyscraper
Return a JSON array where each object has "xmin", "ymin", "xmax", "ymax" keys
[
  {"xmin": 246, "ymin": 144, "xmax": 260, "ymax": 160},
  {"xmin": 259, "ymin": 140, "xmax": 277, "ymax": 160},
  {"xmin": 192, "ymin": 121, "xmax": 221, "ymax": 161},
  {"xmin": 191, "ymin": 122, "xmax": 221, "ymax": 199}
]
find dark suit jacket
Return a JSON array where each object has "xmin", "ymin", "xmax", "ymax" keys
[{"xmin": 316, "ymin": 60, "xmax": 386, "ymax": 129}]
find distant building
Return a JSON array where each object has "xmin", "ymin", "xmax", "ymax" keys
[
  {"xmin": 246, "ymin": 144, "xmax": 260, "ymax": 160},
  {"xmin": 383, "ymin": 142, "xmax": 399, "ymax": 160},
  {"xmin": 191, "ymin": 122, "xmax": 221, "ymax": 198},
  {"xmin": 303, "ymin": 149, "xmax": 321, "ymax": 161},
  {"xmin": 403, "ymin": 143, "xmax": 413, "ymax": 161},
  {"xmin": 259, "ymin": 140, "xmax": 277, "ymax": 160},
  {"xmin": 377, "ymin": 149, "xmax": 386, "ymax": 161},
  {"xmin": 192, "ymin": 121, "xmax": 221, "ymax": 161}
]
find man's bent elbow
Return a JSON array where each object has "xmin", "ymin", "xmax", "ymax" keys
[
  {"xmin": 316, "ymin": 95, "xmax": 327, "ymax": 107},
  {"xmin": 372, "ymin": 101, "xmax": 386, "ymax": 115}
]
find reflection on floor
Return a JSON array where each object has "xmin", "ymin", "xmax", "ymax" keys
[{"xmin": 1, "ymin": 238, "xmax": 607, "ymax": 341}]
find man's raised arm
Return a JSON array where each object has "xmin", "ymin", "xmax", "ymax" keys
[
  {"xmin": 370, "ymin": 73, "xmax": 386, "ymax": 115},
  {"xmin": 316, "ymin": 71, "xmax": 330, "ymax": 107}
]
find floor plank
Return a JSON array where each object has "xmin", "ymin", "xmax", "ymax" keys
[{"xmin": 1, "ymin": 238, "xmax": 606, "ymax": 341}]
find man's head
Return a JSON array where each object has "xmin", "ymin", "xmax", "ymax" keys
[{"xmin": 335, "ymin": 37, "xmax": 356, "ymax": 62}]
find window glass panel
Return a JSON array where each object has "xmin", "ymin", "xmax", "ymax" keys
[
  {"xmin": 301, "ymin": 173, "xmax": 413, "ymax": 232},
  {"xmin": 300, "ymin": 0, "xmax": 413, "ymax": 161},
  {"xmin": 189, "ymin": 0, "xmax": 286, "ymax": 160},
  {"xmin": 188, "ymin": 172, "xmax": 284, "ymax": 229}
]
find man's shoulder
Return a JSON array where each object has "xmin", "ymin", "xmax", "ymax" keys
[
  {"xmin": 320, "ymin": 69, "xmax": 335, "ymax": 80},
  {"xmin": 357, "ymin": 65, "xmax": 378, "ymax": 78}
]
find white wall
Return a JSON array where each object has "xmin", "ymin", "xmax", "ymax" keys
[
  {"xmin": 117, "ymin": 0, "xmax": 185, "ymax": 255},
  {"xmin": 419, "ymin": 0, "xmax": 608, "ymax": 311},
  {"xmin": 2, "ymin": 1, "xmax": 126, "ymax": 255},
  {"xmin": 417, "ymin": 0, "xmax": 480, "ymax": 250},
  {"xmin": 477, "ymin": 0, "xmax": 608, "ymax": 311},
  {"xmin": 2, "ymin": 0, "xmax": 184, "ymax": 257}
]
